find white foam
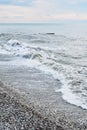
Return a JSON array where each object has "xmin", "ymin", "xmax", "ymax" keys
[
  {"xmin": 0, "ymin": 36, "xmax": 87, "ymax": 110},
  {"xmin": 12, "ymin": 56, "xmax": 87, "ymax": 110}
]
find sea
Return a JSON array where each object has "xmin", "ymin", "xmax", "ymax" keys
[{"xmin": 0, "ymin": 23, "xmax": 87, "ymax": 109}]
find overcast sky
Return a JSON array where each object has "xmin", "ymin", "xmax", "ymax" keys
[{"xmin": 0, "ymin": 0, "xmax": 87, "ymax": 23}]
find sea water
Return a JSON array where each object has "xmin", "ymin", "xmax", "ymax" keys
[{"xmin": 0, "ymin": 23, "xmax": 87, "ymax": 109}]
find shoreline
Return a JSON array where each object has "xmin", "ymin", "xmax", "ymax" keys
[
  {"xmin": 0, "ymin": 81, "xmax": 64, "ymax": 130},
  {"xmin": 0, "ymin": 66, "xmax": 87, "ymax": 130}
]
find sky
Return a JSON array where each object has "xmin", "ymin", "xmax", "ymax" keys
[{"xmin": 0, "ymin": 0, "xmax": 87, "ymax": 23}]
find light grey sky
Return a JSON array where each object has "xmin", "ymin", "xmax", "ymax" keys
[{"xmin": 0, "ymin": 0, "xmax": 87, "ymax": 23}]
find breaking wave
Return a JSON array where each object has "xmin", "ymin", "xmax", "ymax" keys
[{"xmin": 0, "ymin": 33, "xmax": 87, "ymax": 109}]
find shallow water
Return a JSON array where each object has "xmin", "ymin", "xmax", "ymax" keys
[{"xmin": 0, "ymin": 23, "xmax": 87, "ymax": 109}]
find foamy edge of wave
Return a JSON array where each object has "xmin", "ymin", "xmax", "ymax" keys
[{"xmin": 1, "ymin": 57, "xmax": 87, "ymax": 110}]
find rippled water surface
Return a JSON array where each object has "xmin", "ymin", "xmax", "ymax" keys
[{"xmin": 0, "ymin": 23, "xmax": 87, "ymax": 109}]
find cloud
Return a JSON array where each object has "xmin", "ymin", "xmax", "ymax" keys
[
  {"xmin": 0, "ymin": 0, "xmax": 33, "ymax": 6},
  {"xmin": 67, "ymin": 0, "xmax": 87, "ymax": 4},
  {"xmin": 48, "ymin": 13, "xmax": 87, "ymax": 20},
  {"xmin": 0, "ymin": 0, "xmax": 87, "ymax": 22}
]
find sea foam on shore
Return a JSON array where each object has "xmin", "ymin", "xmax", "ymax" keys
[{"xmin": 0, "ymin": 65, "xmax": 87, "ymax": 130}]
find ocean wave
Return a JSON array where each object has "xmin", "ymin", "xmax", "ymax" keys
[{"xmin": 0, "ymin": 33, "xmax": 87, "ymax": 109}]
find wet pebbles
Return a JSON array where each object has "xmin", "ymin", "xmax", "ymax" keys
[{"xmin": 0, "ymin": 82, "xmax": 64, "ymax": 130}]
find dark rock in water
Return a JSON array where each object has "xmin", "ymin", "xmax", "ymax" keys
[
  {"xmin": 12, "ymin": 42, "xmax": 20, "ymax": 47},
  {"xmin": 46, "ymin": 33, "xmax": 55, "ymax": 35}
]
